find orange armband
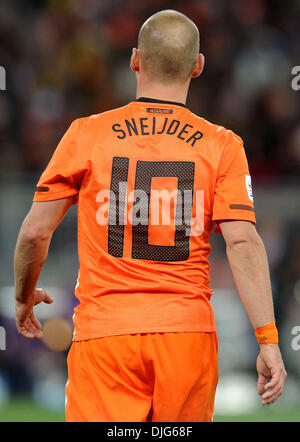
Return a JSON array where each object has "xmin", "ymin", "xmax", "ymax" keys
[{"xmin": 254, "ymin": 321, "xmax": 278, "ymax": 344}]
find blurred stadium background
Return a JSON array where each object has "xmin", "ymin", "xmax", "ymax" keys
[{"xmin": 0, "ymin": 0, "xmax": 299, "ymax": 422}]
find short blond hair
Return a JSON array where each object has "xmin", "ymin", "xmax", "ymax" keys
[{"xmin": 138, "ymin": 10, "xmax": 200, "ymax": 84}]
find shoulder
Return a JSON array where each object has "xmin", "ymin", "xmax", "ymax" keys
[
  {"xmin": 189, "ymin": 111, "xmax": 244, "ymax": 151},
  {"xmin": 72, "ymin": 104, "xmax": 129, "ymax": 131}
]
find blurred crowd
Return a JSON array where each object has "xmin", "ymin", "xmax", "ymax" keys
[{"xmin": 0, "ymin": 0, "xmax": 299, "ymax": 178}]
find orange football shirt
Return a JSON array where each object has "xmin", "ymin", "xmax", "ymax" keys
[{"xmin": 33, "ymin": 98, "xmax": 256, "ymax": 341}]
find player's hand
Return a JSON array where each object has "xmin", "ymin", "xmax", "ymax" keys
[
  {"xmin": 256, "ymin": 344, "xmax": 287, "ymax": 405},
  {"xmin": 15, "ymin": 288, "xmax": 53, "ymax": 339}
]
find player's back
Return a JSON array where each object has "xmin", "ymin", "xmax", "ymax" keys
[{"xmin": 34, "ymin": 97, "xmax": 255, "ymax": 340}]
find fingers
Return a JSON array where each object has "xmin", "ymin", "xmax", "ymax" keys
[
  {"xmin": 17, "ymin": 316, "xmax": 43, "ymax": 339},
  {"xmin": 260, "ymin": 370, "xmax": 287, "ymax": 405},
  {"xmin": 30, "ymin": 311, "xmax": 42, "ymax": 330},
  {"xmin": 263, "ymin": 368, "xmax": 286, "ymax": 390},
  {"xmin": 16, "ymin": 306, "xmax": 43, "ymax": 339},
  {"xmin": 34, "ymin": 288, "xmax": 54, "ymax": 305},
  {"xmin": 261, "ymin": 387, "xmax": 282, "ymax": 405},
  {"xmin": 43, "ymin": 294, "xmax": 54, "ymax": 304},
  {"xmin": 15, "ymin": 288, "xmax": 53, "ymax": 339},
  {"xmin": 257, "ymin": 373, "xmax": 268, "ymax": 395}
]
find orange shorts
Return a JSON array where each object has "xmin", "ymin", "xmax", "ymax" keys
[{"xmin": 65, "ymin": 332, "xmax": 219, "ymax": 422}]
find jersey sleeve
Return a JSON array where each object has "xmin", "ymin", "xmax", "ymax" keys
[
  {"xmin": 33, "ymin": 119, "xmax": 83, "ymax": 203},
  {"xmin": 212, "ymin": 131, "xmax": 256, "ymax": 234}
]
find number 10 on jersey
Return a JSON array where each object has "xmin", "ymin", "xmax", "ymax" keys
[{"xmin": 96, "ymin": 157, "xmax": 204, "ymax": 262}]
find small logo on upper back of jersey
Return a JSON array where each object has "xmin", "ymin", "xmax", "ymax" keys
[{"xmin": 147, "ymin": 107, "xmax": 173, "ymax": 114}]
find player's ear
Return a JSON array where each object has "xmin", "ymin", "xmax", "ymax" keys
[
  {"xmin": 191, "ymin": 53, "xmax": 205, "ymax": 78},
  {"xmin": 130, "ymin": 48, "xmax": 140, "ymax": 73}
]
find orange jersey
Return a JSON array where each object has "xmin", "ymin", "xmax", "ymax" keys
[{"xmin": 33, "ymin": 98, "xmax": 256, "ymax": 341}]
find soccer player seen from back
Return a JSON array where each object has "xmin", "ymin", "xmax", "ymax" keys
[{"xmin": 14, "ymin": 10, "xmax": 287, "ymax": 422}]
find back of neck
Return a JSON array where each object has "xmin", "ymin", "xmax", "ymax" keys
[{"xmin": 136, "ymin": 78, "xmax": 189, "ymax": 105}]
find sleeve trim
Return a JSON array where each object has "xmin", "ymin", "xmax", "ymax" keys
[
  {"xmin": 213, "ymin": 212, "xmax": 256, "ymax": 223},
  {"xmin": 33, "ymin": 189, "xmax": 78, "ymax": 202},
  {"xmin": 229, "ymin": 203, "xmax": 254, "ymax": 212}
]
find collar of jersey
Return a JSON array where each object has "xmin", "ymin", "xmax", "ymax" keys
[{"xmin": 135, "ymin": 96, "xmax": 187, "ymax": 108}]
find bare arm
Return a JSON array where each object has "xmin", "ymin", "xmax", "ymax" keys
[
  {"xmin": 14, "ymin": 198, "xmax": 74, "ymax": 338},
  {"xmin": 220, "ymin": 220, "xmax": 274, "ymax": 328},
  {"xmin": 220, "ymin": 220, "xmax": 287, "ymax": 405}
]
